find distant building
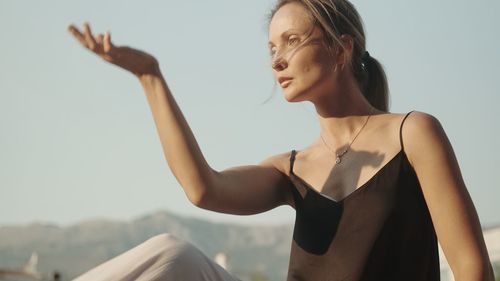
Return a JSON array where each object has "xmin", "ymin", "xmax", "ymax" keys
[
  {"xmin": 214, "ymin": 252, "xmax": 229, "ymax": 270},
  {"xmin": 0, "ymin": 252, "xmax": 41, "ymax": 280}
]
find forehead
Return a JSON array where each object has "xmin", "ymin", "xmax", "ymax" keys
[{"xmin": 268, "ymin": 2, "xmax": 314, "ymax": 42}]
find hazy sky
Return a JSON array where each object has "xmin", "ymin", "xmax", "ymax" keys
[{"xmin": 1, "ymin": 0, "xmax": 499, "ymax": 227}]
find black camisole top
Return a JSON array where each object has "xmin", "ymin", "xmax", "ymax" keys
[{"xmin": 286, "ymin": 111, "xmax": 440, "ymax": 281}]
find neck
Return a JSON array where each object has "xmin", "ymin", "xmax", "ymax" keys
[{"xmin": 312, "ymin": 77, "xmax": 381, "ymax": 147}]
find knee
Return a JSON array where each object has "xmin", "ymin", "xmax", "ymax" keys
[
  {"xmin": 147, "ymin": 233, "xmax": 181, "ymax": 245},
  {"xmin": 143, "ymin": 233, "xmax": 187, "ymax": 252},
  {"xmin": 143, "ymin": 233, "xmax": 196, "ymax": 258},
  {"xmin": 135, "ymin": 233, "xmax": 213, "ymax": 279}
]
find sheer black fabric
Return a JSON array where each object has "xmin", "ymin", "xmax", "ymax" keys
[{"xmin": 286, "ymin": 111, "xmax": 440, "ymax": 281}]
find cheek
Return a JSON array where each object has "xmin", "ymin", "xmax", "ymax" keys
[
  {"xmin": 312, "ymin": 48, "xmax": 335, "ymax": 74},
  {"xmin": 289, "ymin": 49, "xmax": 335, "ymax": 98},
  {"xmin": 299, "ymin": 45, "xmax": 333, "ymax": 72},
  {"xmin": 299, "ymin": 53, "xmax": 333, "ymax": 84}
]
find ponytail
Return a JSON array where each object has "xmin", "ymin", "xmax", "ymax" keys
[{"xmin": 360, "ymin": 53, "xmax": 389, "ymax": 112}]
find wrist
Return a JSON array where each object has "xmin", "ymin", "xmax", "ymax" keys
[
  {"xmin": 139, "ymin": 70, "xmax": 167, "ymax": 94},
  {"xmin": 139, "ymin": 64, "xmax": 162, "ymax": 84}
]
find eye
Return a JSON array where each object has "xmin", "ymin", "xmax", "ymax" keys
[
  {"xmin": 269, "ymin": 47, "xmax": 276, "ymax": 57},
  {"xmin": 288, "ymin": 36, "xmax": 300, "ymax": 46}
]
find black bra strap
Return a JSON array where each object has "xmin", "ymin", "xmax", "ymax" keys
[
  {"xmin": 399, "ymin": 111, "xmax": 415, "ymax": 152},
  {"xmin": 289, "ymin": 149, "xmax": 297, "ymax": 174}
]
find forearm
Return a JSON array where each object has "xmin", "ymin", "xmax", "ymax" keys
[
  {"xmin": 452, "ymin": 260, "xmax": 495, "ymax": 281},
  {"xmin": 139, "ymin": 72, "xmax": 214, "ymax": 204},
  {"xmin": 68, "ymin": 22, "xmax": 215, "ymax": 204}
]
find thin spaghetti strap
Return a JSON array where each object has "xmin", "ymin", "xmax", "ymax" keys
[
  {"xmin": 289, "ymin": 149, "xmax": 297, "ymax": 174},
  {"xmin": 399, "ymin": 111, "xmax": 415, "ymax": 152}
]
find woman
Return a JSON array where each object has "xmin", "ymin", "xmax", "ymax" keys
[{"xmin": 68, "ymin": 0, "xmax": 494, "ymax": 280}]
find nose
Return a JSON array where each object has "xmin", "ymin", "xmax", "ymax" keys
[{"xmin": 271, "ymin": 53, "xmax": 288, "ymax": 71}]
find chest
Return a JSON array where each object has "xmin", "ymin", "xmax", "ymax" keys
[{"xmin": 290, "ymin": 150, "xmax": 403, "ymax": 203}]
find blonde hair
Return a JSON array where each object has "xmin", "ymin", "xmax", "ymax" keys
[{"xmin": 269, "ymin": 0, "xmax": 389, "ymax": 111}]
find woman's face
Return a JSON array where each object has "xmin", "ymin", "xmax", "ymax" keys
[{"xmin": 268, "ymin": 2, "xmax": 337, "ymax": 102}]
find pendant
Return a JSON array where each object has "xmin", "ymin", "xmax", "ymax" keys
[
  {"xmin": 335, "ymin": 155, "xmax": 342, "ymax": 164},
  {"xmin": 335, "ymin": 149, "xmax": 348, "ymax": 164}
]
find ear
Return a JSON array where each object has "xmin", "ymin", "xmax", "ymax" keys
[{"xmin": 336, "ymin": 34, "xmax": 354, "ymax": 70}]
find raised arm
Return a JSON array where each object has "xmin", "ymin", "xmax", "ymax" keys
[
  {"xmin": 138, "ymin": 74, "xmax": 293, "ymax": 214},
  {"xmin": 403, "ymin": 111, "xmax": 494, "ymax": 281},
  {"xmin": 67, "ymin": 23, "xmax": 293, "ymax": 214}
]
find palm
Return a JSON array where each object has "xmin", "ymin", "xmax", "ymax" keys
[{"xmin": 68, "ymin": 23, "xmax": 159, "ymax": 77}]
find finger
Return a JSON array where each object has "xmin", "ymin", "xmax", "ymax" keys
[
  {"xmin": 103, "ymin": 31, "xmax": 113, "ymax": 53},
  {"xmin": 96, "ymin": 33, "xmax": 104, "ymax": 44},
  {"xmin": 83, "ymin": 22, "xmax": 97, "ymax": 51},
  {"xmin": 67, "ymin": 24, "xmax": 88, "ymax": 47}
]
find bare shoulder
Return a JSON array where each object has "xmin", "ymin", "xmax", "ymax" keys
[
  {"xmin": 259, "ymin": 145, "xmax": 322, "ymax": 182},
  {"xmin": 400, "ymin": 110, "xmax": 444, "ymax": 139},
  {"xmin": 259, "ymin": 150, "xmax": 294, "ymax": 176},
  {"xmin": 402, "ymin": 110, "xmax": 441, "ymax": 130},
  {"xmin": 399, "ymin": 111, "xmax": 447, "ymax": 166}
]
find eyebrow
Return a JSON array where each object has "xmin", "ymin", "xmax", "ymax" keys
[{"xmin": 268, "ymin": 29, "xmax": 302, "ymax": 47}]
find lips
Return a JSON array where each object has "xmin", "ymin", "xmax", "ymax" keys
[{"xmin": 278, "ymin": 76, "xmax": 293, "ymax": 87}]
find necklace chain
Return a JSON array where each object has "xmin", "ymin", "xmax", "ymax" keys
[{"xmin": 320, "ymin": 108, "xmax": 375, "ymax": 165}]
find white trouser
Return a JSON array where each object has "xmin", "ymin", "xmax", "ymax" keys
[{"xmin": 72, "ymin": 233, "xmax": 241, "ymax": 281}]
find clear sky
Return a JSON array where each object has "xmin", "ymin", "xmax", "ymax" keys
[{"xmin": 1, "ymin": 0, "xmax": 499, "ymax": 227}]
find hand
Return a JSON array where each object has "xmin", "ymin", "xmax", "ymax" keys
[{"xmin": 67, "ymin": 22, "xmax": 160, "ymax": 77}]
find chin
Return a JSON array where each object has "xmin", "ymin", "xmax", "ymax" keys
[
  {"xmin": 282, "ymin": 86, "xmax": 311, "ymax": 103},
  {"xmin": 282, "ymin": 89, "xmax": 300, "ymax": 103}
]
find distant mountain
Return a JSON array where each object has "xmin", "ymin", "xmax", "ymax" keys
[{"xmin": 0, "ymin": 211, "xmax": 293, "ymax": 281}]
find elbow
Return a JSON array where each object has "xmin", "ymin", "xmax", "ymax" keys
[
  {"xmin": 187, "ymin": 188, "xmax": 210, "ymax": 208},
  {"xmin": 186, "ymin": 169, "xmax": 219, "ymax": 209},
  {"xmin": 186, "ymin": 176, "xmax": 215, "ymax": 209}
]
